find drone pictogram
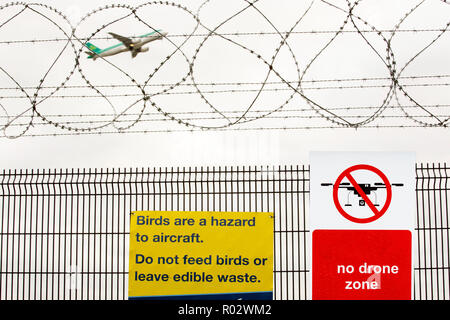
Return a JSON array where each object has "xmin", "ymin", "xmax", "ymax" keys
[
  {"xmin": 321, "ymin": 164, "xmax": 404, "ymax": 224},
  {"xmin": 321, "ymin": 181, "xmax": 404, "ymax": 207}
]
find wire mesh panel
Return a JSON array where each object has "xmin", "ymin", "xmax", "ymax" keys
[
  {"xmin": 0, "ymin": 164, "xmax": 448, "ymax": 300},
  {"xmin": 415, "ymin": 164, "xmax": 450, "ymax": 300}
]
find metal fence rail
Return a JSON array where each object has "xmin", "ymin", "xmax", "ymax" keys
[{"xmin": 0, "ymin": 164, "xmax": 448, "ymax": 300}]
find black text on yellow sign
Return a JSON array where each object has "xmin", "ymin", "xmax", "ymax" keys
[{"xmin": 128, "ymin": 211, "xmax": 273, "ymax": 300}]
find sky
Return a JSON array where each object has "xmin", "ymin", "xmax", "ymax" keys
[{"xmin": 0, "ymin": 0, "xmax": 449, "ymax": 169}]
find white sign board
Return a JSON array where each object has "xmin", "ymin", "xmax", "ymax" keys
[
  {"xmin": 310, "ymin": 152, "xmax": 416, "ymax": 230},
  {"xmin": 309, "ymin": 152, "xmax": 416, "ymax": 300}
]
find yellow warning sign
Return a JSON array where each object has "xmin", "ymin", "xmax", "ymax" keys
[{"xmin": 128, "ymin": 211, "xmax": 273, "ymax": 300}]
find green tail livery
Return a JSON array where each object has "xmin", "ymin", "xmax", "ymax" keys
[{"xmin": 86, "ymin": 42, "xmax": 102, "ymax": 54}]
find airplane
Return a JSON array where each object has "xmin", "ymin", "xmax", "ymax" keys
[
  {"xmin": 84, "ymin": 29, "xmax": 168, "ymax": 60},
  {"xmin": 321, "ymin": 181, "xmax": 404, "ymax": 207}
]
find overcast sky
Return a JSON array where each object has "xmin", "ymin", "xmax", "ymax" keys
[{"xmin": 0, "ymin": 0, "xmax": 449, "ymax": 169}]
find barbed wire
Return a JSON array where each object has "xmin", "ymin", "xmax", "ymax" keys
[
  {"xmin": 0, "ymin": 0, "xmax": 449, "ymax": 138},
  {"xmin": 2, "ymin": 103, "xmax": 449, "ymax": 118},
  {"xmin": 2, "ymin": 81, "xmax": 450, "ymax": 99},
  {"xmin": 3, "ymin": 28, "xmax": 450, "ymax": 45},
  {"xmin": 1, "ymin": 73, "xmax": 450, "ymax": 91},
  {"xmin": 14, "ymin": 124, "xmax": 446, "ymax": 139},
  {"xmin": 4, "ymin": 112, "xmax": 450, "ymax": 128}
]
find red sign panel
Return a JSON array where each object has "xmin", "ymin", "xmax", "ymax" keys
[{"xmin": 312, "ymin": 230, "xmax": 412, "ymax": 300}]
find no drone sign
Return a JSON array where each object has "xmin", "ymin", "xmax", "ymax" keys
[{"xmin": 309, "ymin": 152, "xmax": 415, "ymax": 300}]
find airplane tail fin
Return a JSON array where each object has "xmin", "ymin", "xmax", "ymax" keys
[{"xmin": 85, "ymin": 42, "xmax": 102, "ymax": 54}]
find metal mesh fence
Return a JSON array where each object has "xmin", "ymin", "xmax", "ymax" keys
[
  {"xmin": 415, "ymin": 164, "xmax": 450, "ymax": 300},
  {"xmin": 0, "ymin": 164, "xmax": 448, "ymax": 300}
]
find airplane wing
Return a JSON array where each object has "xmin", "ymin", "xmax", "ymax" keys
[{"xmin": 109, "ymin": 32, "xmax": 134, "ymax": 50}]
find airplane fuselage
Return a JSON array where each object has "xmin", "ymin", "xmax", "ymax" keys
[
  {"xmin": 88, "ymin": 31, "xmax": 168, "ymax": 60},
  {"xmin": 94, "ymin": 46, "xmax": 129, "ymax": 59}
]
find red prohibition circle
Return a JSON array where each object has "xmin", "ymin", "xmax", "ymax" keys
[{"xmin": 332, "ymin": 164, "xmax": 392, "ymax": 224}]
